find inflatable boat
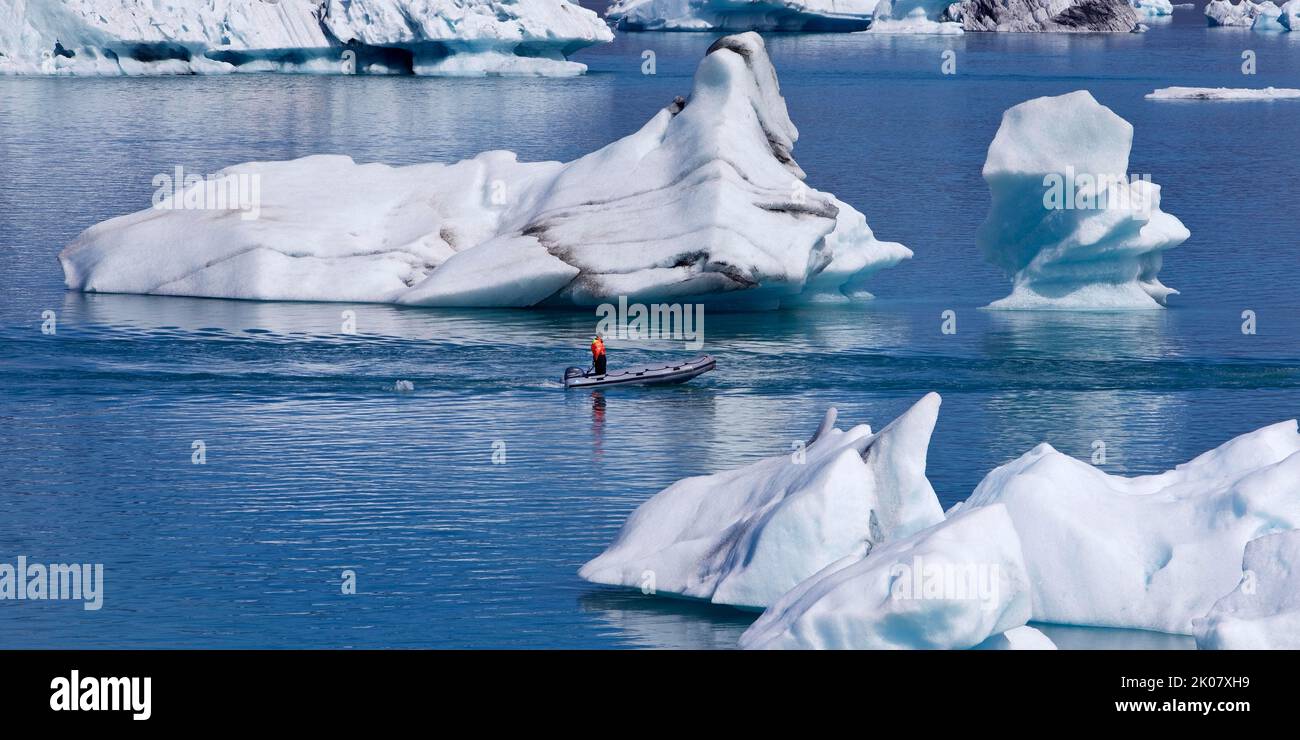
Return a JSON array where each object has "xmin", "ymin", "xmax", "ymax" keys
[{"xmin": 564, "ymin": 355, "xmax": 716, "ymax": 389}]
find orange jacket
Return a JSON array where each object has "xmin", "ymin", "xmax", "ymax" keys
[{"xmin": 591, "ymin": 338, "xmax": 605, "ymax": 359}]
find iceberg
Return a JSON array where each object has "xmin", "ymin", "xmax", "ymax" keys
[
  {"xmin": 1204, "ymin": 0, "xmax": 1267, "ymax": 25},
  {"xmin": 604, "ymin": 0, "xmax": 878, "ymax": 31},
  {"xmin": 977, "ymin": 91, "xmax": 1190, "ymax": 310},
  {"xmin": 738, "ymin": 504, "xmax": 1033, "ymax": 649},
  {"xmin": 868, "ymin": 0, "xmax": 965, "ymax": 33},
  {"xmin": 955, "ymin": 0, "xmax": 1140, "ymax": 32},
  {"xmin": 1254, "ymin": 0, "xmax": 1300, "ymax": 28},
  {"xmin": 1194, "ymin": 531, "xmax": 1300, "ymax": 650},
  {"xmin": 977, "ymin": 625, "xmax": 1058, "ymax": 650},
  {"xmin": 59, "ymin": 32, "xmax": 912, "ymax": 308},
  {"xmin": 0, "ymin": 0, "xmax": 613, "ymax": 77},
  {"xmin": 1147, "ymin": 86, "xmax": 1300, "ymax": 101},
  {"xmin": 953, "ymin": 419, "xmax": 1300, "ymax": 635},
  {"xmin": 1130, "ymin": 0, "xmax": 1173, "ymax": 15},
  {"xmin": 579, "ymin": 394, "xmax": 946, "ymax": 609}
]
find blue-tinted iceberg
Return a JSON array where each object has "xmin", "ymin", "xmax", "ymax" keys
[
  {"xmin": 580, "ymin": 395, "xmax": 946, "ymax": 609},
  {"xmin": 60, "ymin": 33, "xmax": 911, "ymax": 308},
  {"xmin": 978, "ymin": 91, "xmax": 1190, "ymax": 310},
  {"xmin": 1204, "ymin": 0, "xmax": 1269, "ymax": 25},
  {"xmin": 0, "ymin": 0, "xmax": 613, "ymax": 76},
  {"xmin": 604, "ymin": 0, "xmax": 878, "ymax": 31}
]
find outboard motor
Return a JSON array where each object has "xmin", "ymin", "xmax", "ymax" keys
[{"xmin": 564, "ymin": 367, "xmax": 588, "ymax": 385}]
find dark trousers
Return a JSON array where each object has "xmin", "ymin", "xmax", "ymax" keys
[{"xmin": 594, "ymin": 355, "xmax": 606, "ymax": 375}]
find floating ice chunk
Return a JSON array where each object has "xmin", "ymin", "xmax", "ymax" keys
[
  {"xmin": 955, "ymin": 420, "xmax": 1300, "ymax": 635},
  {"xmin": 868, "ymin": 2, "xmax": 965, "ymax": 33},
  {"xmin": 1204, "ymin": 0, "xmax": 1268, "ymax": 25},
  {"xmin": 977, "ymin": 625, "xmax": 1059, "ymax": 650},
  {"xmin": 0, "ymin": 0, "xmax": 612, "ymax": 76},
  {"xmin": 739, "ymin": 504, "xmax": 1032, "ymax": 649},
  {"xmin": 604, "ymin": 0, "xmax": 878, "ymax": 31},
  {"xmin": 1147, "ymin": 86, "xmax": 1300, "ymax": 101},
  {"xmin": 978, "ymin": 91, "xmax": 1189, "ymax": 310},
  {"xmin": 580, "ymin": 394, "xmax": 946, "ymax": 609},
  {"xmin": 1130, "ymin": 0, "xmax": 1174, "ymax": 15},
  {"xmin": 391, "ymin": 380, "xmax": 415, "ymax": 392},
  {"xmin": 60, "ymin": 33, "xmax": 911, "ymax": 308},
  {"xmin": 1194, "ymin": 531, "xmax": 1300, "ymax": 649}
]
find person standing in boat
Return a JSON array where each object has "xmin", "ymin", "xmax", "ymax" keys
[{"xmin": 591, "ymin": 334, "xmax": 607, "ymax": 376}]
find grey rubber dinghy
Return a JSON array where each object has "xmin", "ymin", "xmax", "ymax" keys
[{"xmin": 564, "ymin": 355, "xmax": 717, "ymax": 389}]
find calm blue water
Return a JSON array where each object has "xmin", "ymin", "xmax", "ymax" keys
[{"xmin": 1, "ymin": 10, "xmax": 1297, "ymax": 648}]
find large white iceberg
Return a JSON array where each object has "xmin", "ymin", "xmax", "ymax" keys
[
  {"xmin": 953, "ymin": 419, "xmax": 1300, "ymax": 635},
  {"xmin": 977, "ymin": 91, "xmax": 1190, "ymax": 310},
  {"xmin": 738, "ymin": 504, "xmax": 1033, "ymax": 649},
  {"xmin": 580, "ymin": 394, "xmax": 945, "ymax": 609},
  {"xmin": 59, "ymin": 33, "xmax": 911, "ymax": 308},
  {"xmin": 1147, "ymin": 86, "xmax": 1300, "ymax": 101},
  {"xmin": 1194, "ymin": 531, "xmax": 1300, "ymax": 649},
  {"xmin": 0, "ymin": 0, "xmax": 613, "ymax": 76},
  {"xmin": 604, "ymin": 0, "xmax": 878, "ymax": 31}
]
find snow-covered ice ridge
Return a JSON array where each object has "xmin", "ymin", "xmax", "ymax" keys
[
  {"xmin": 605, "ymin": 0, "xmax": 879, "ymax": 31},
  {"xmin": 59, "ymin": 33, "xmax": 911, "ymax": 308},
  {"xmin": 580, "ymin": 395, "xmax": 946, "ymax": 609},
  {"xmin": 979, "ymin": 91, "xmax": 1189, "ymax": 310},
  {"xmin": 585, "ymin": 397, "xmax": 1300, "ymax": 649},
  {"xmin": 0, "ymin": 0, "xmax": 613, "ymax": 76},
  {"xmin": 1148, "ymin": 86, "xmax": 1300, "ymax": 101}
]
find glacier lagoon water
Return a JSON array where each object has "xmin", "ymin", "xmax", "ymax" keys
[{"xmin": 1, "ymin": 12, "xmax": 1297, "ymax": 648}]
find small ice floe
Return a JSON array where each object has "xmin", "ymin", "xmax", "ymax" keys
[
  {"xmin": 1146, "ymin": 86, "xmax": 1300, "ymax": 101},
  {"xmin": 390, "ymin": 380, "xmax": 415, "ymax": 392}
]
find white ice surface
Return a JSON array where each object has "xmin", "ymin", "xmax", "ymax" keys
[
  {"xmin": 1130, "ymin": 0, "xmax": 1173, "ymax": 15},
  {"xmin": 60, "ymin": 33, "xmax": 912, "ymax": 308},
  {"xmin": 580, "ymin": 394, "xmax": 945, "ymax": 609},
  {"xmin": 1147, "ymin": 86, "xmax": 1300, "ymax": 100},
  {"xmin": 953, "ymin": 420, "xmax": 1300, "ymax": 635},
  {"xmin": 1204, "ymin": 0, "xmax": 1267, "ymax": 25},
  {"xmin": 0, "ymin": 0, "xmax": 612, "ymax": 76},
  {"xmin": 978, "ymin": 91, "xmax": 1189, "ymax": 310},
  {"xmin": 738, "ymin": 504, "xmax": 1032, "ymax": 649},
  {"xmin": 1194, "ymin": 530, "xmax": 1300, "ymax": 649}
]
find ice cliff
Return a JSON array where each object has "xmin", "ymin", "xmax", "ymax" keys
[{"xmin": 0, "ymin": 0, "xmax": 613, "ymax": 76}]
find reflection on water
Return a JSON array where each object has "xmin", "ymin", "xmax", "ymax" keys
[
  {"xmin": 1035, "ymin": 623, "xmax": 1196, "ymax": 650},
  {"xmin": 579, "ymin": 589, "xmax": 755, "ymax": 651}
]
